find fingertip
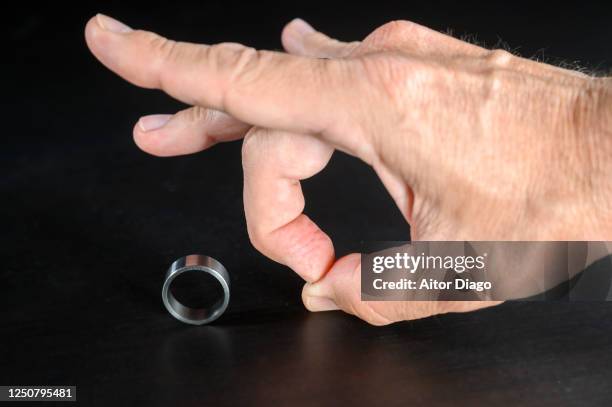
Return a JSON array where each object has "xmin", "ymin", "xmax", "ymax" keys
[
  {"xmin": 138, "ymin": 114, "xmax": 172, "ymax": 132},
  {"xmin": 132, "ymin": 121, "xmax": 154, "ymax": 156},
  {"xmin": 281, "ymin": 18, "xmax": 315, "ymax": 55},
  {"xmin": 84, "ymin": 14, "xmax": 119, "ymax": 61},
  {"xmin": 280, "ymin": 26, "xmax": 293, "ymax": 53},
  {"xmin": 302, "ymin": 252, "xmax": 362, "ymax": 313},
  {"xmin": 287, "ymin": 18, "xmax": 315, "ymax": 36},
  {"xmin": 95, "ymin": 14, "xmax": 133, "ymax": 34},
  {"xmin": 132, "ymin": 116, "xmax": 173, "ymax": 157},
  {"xmin": 302, "ymin": 280, "xmax": 328, "ymax": 300},
  {"xmin": 84, "ymin": 15, "xmax": 101, "ymax": 50},
  {"xmin": 280, "ymin": 21, "xmax": 299, "ymax": 54},
  {"xmin": 85, "ymin": 13, "xmax": 141, "ymax": 86},
  {"xmin": 304, "ymin": 252, "xmax": 360, "ymax": 292}
]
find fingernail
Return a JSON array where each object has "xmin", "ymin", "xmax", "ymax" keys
[
  {"xmin": 304, "ymin": 282, "xmax": 337, "ymax": 311},
  {"xmin": 96, "ymin": 13, "xmax": 132, "ymax": 34},
  {"xmin": 138, "ymin": 114, "xmax": 172, "ymax": 132},
  {"xmin": 289, "ymin": 18, "xmax": 315, "ymax": 37},
  {"xmin": 305, "ymin": 295, "xmax": 339, "ymax": 312}
]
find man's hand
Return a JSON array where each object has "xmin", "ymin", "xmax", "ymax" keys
[{"xmin": 85, "ymin": 14, "xmax": 612, "ymax": 325}]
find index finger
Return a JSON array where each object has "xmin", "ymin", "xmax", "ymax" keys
[{"xmin": 85, "ymin": 14, "xmax": 371, "ymax": 157}]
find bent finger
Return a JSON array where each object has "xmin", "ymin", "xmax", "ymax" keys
[
  {"xmin": 133, "ymin": 106, "xmax": 250, "ymax": 157},
  {"xmin": 242, "ymin": 128, "xmax": 334, "ymax": 282}
]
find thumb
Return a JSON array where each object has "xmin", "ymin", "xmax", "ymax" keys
[{"xmin": 303, "ymin": 253, "xmax": 501, "ymax": 325}]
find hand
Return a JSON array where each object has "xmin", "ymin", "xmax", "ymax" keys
[{"xmin": 85, "ymin": 14, "xmax": 612, "ymax": 324}]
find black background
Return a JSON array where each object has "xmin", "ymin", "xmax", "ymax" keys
[{"xmin": 3, "ymin": 1, "xmax": 612, "ymax": 405}]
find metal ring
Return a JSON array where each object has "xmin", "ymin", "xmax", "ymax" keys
[{"xmin": 162, "ymin": 254, "xmax": 230, "ymax": 325}]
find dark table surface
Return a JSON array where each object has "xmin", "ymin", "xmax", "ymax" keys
[{"xmin": 3, "ymin": 1, "xmax": 612, "ymax": 406}]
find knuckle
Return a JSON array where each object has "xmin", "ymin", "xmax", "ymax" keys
[
  {"xmin": 140, "ymin": 32, "xmax": 185, "ymax": 89},
  {"xmin": 210, "ymin": 43, "xmax": 263, "ymax": 84},
  {"xmin": 246, "ymin": 224, "xmax": 266, "ymax": 252},
  {"xmin": 363, "ymin": 20, "xmax": 420, "ymax": 49},
  {"xmin": 241, "ymin": 128, "xmax": 269, "ymax": 167},
  {"xmin": 145, "ymin": 32, "xmax": 179, "ymax": 63},
  {"xmin": 209, "ymin": 42, "xmax": 257, "ymax": 64},
  {"xmin": 208, "ymin": 43, "xmax": 270, "ymax": 109},
  {"xmin": 485, "ymin": 49, "xmax": 515, "ymax": 68},
  {"xmin": 186, "ymin": 106, "xmax": 210, "ymax": 123},
  {"xmin": 232, "ymin": 47, "xmax": 266, "ymax": 85},
  {"xmin": 240, "ymin": 131, "xmax": 257, "ymax": 165},
  {"xmin": 246, "ymin": 224, "xmax": 273, "ymax": 257}
]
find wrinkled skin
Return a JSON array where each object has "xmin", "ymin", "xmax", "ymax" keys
[{"xmin": 85, "ymin": 15, "xmax": 612, "ymax": 325}]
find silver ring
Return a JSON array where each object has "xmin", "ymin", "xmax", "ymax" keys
[{"xmin": 162, "ymin": 254, "xmax": 230, "ymax": 325}]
